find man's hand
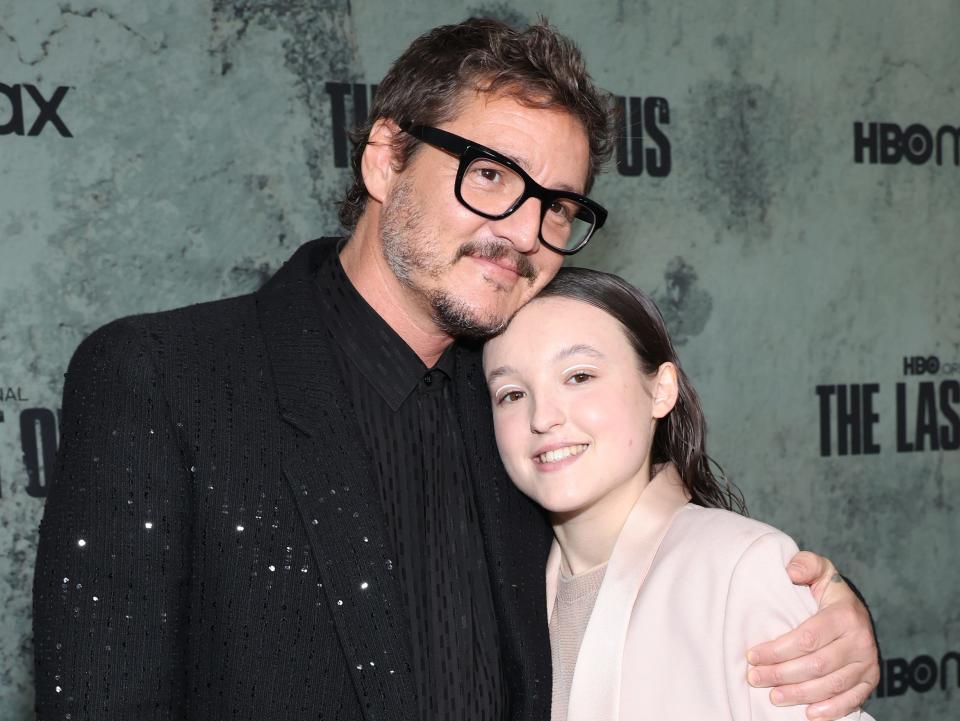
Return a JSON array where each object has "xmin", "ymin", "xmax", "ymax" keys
[{"xmin": 746, "ymin": 551, "xmax": 879, "ymax": 720}]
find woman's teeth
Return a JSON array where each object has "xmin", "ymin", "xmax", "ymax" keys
[{"xmin": 536, "ymin": 444, "xmax": 588, "ymax": 464}]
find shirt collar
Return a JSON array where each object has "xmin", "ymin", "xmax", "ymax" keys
[{"xmin": 314, "ymin": 247, "xmax": 455, "ymax": 411}]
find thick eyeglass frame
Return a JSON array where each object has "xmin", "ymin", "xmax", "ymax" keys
[{"xmin": 399, "ymin": 122, "xmax": 608, "ymax": 255}]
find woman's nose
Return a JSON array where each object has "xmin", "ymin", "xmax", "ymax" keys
[{"xmin": 529, "ymin": 396, "xmax": 565, "ymax": 434}]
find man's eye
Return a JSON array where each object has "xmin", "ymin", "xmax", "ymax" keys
[
  {"xmin": 548, "ymin": 201, "xmax": 573, "ymax": 222},
  {"xmin": 475, "ymin": 167, "xmax": 503, "ymax": 183}
]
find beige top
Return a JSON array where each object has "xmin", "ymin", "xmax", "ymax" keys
[{"xmin": 549, "ymin": 562, "xmax": 608, "ymax": 721}]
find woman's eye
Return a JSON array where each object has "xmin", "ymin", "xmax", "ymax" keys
[
  {"xmin": 567, "ymin": 372, "xmax": 593, "ymax": 384},
  {"xmin": 498, "ymin": 390, "xmax": 525, "ymax": 404}
]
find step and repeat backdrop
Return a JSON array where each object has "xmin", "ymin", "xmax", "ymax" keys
[{"xmin": 1, "ymin": 0, "xmax": 957, "ymax": 718}]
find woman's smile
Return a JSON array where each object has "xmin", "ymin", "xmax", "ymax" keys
[{"xmin": 532, "ymin": 442, "xmax": 591, "ymax": 469}]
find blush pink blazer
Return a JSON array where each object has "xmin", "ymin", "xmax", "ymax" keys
[{"xmin": 546, "ymin": 469, "xmax": 876, "ymax": 721}]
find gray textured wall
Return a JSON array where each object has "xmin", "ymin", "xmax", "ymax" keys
[{"xmin": 1, "ymin": 1, "xmax": 957, "ymax": 718}]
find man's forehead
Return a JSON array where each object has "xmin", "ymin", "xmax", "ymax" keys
[{"xmin": 444, "ymin": 90, "xmax": 590, "ymax": 189}]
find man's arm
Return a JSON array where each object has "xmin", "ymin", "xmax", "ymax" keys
[
  {"xmin": 33, "ymin": 319, "xmax": 193, "ymax": 719},
  {"xmin": 746, "ymin": 551, "xmax": 880, "ymax": 721}
]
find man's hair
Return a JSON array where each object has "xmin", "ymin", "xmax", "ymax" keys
[{"xmin": 337, "ymin": 17, "xmax": 616, "ymax": 230}]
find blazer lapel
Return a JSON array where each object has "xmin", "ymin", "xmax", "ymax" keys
[
  {"xmin": 453, "ymin": 343, "xmax": 554, "ymax": 721},
  {"xmin": 558, "ymin": 466, "xmax": 690, "ymax": 721},
  {"xmin": 256, "ymin": 239, "xmax": 417, "ymax": 721}
]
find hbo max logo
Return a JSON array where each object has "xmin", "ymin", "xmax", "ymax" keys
[
  {"xmin": 875, "ymin": 652, "xmax": 960, "ymax": 698},
  {"xmin": 903, "ymin": 355, "xmax": 960, "ymax": 376},
  {"xmin": 854, "ymin": 122, "xmax": 959, "ymax": 166}
]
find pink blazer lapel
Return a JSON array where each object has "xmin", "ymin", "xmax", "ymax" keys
[
  {"xmin": 546, "ymin": 541, "xmax": 562, "ymax": 621},
  {"xmin": 548, "ymin": 466, "xmax": 689, "ymax": 721}
]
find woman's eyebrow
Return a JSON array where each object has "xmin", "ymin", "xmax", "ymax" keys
[
  {"xmin": 486, "ymin": 365, "xmax": 518, "ymax": 385},
  {"xmin": 486, "ymin": 345, "xmax": 603, "ymax": 384},
  {"xmin": 554, "ymin": 344, "xmax": 605, "ymax": 362}
]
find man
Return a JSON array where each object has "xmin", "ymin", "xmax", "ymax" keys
[{"xmin": 34, "ymin": 18, "xmax": 878, "ymax": 721}]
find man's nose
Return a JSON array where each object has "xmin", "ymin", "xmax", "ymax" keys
[
  {"xmin": 491, "ymin": 197, "xmax": 542, "ymax": 254},
  {"xmin": 529, "ymin": 395, "xmax": 564, "ymax": 434}
]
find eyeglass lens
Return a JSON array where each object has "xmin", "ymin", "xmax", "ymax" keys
[{"xmin": 460, "ymin": 157, "xmax": 596, "ymax": 251}]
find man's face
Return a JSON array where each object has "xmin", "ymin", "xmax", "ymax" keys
[{"xmin": 378, "ymin": 92, "xmax": 592, "ymax": 339}]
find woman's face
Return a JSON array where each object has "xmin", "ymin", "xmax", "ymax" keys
[{"xmin": 483, "ymin": 296, "xmax": 673, "ymax": 517}]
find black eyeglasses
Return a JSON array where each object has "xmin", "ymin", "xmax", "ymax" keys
[{"xmin": 400, "ymin": 123, "xmax": 607, "ymax": 255}]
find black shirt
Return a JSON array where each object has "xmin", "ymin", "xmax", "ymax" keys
[{"xmin": 314, "ymin": 252, "xmax": 505, "ymax": 721}]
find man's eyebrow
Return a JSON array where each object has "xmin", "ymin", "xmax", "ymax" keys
[
  {"xmin": 493, "ymin": 148, "xmax": 581, "ymax": 194},
  {"xmin": 485, "ymin": 365, "xmax": 518, "ymax": 385},
  {"xmin": 555, "ymin": 344, "xmax": 605, "ymax": 362},
  {"xmin": 507, "ymin": 151, "xmax": 533, "ymax": 172}
]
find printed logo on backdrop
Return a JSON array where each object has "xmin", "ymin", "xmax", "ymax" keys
[
  {"xmin": 0, "ymin": 83, "xmax": 73, "ymax": 137},
  {"xmin": 875, "ymin": 651, "xmax": 960, "ymax": 699},
  {"xmin": 816, "ymin": 356, "xmax": 960, "ymax": 456},
  {"xmin": 854, "ymin": 122, "xmax": 959, "ymax": 166},
  {"xmin": 325, "ymin": 82, "xmax": 672, "ymax": 177},
  {"xmin": 0, "ymin": 385, "xmax": 59, "ymax": 499}
]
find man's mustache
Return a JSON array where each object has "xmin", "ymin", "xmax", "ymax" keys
[{"xmin": 456, "ymin": 241, "xmax": 537, "ymax": 281}]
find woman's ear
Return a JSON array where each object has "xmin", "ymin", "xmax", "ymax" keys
[
  {"xmin": 361, "ymin": 118, "xmax": 403, "ymax": 205},
  {"xmin": 651, "ymin": 362, "xmax": 679, "ymax": 419}
]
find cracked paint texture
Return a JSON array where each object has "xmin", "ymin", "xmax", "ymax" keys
[{"xmin": 1, "ymin": 0, "xmax": 958, "ymax": 719}]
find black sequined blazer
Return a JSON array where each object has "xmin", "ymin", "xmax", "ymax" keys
[{"xmin": 33, "ymin": 238, "xmax": 554, "ymax": 721}]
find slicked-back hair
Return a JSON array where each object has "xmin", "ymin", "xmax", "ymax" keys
[
  {"xmin": 537, "ymin": 267, "xmax": 748, "ymax": 515},
  {"xmin": 337, "ymin": 17, "xmax": 616, "ymax": 230}
]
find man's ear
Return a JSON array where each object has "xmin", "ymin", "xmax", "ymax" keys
[
  {"xmin": 651, "ymin": 362, "xmax": 679, "ymax": 419},
  {"xmin": 361, "ymin": 118, "xmax": 403, "ymax": 204}
]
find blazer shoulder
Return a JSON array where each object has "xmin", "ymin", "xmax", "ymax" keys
[
  {"xmin": 72, "ymin": 293, "xmax": 259, "ymax": 365},
  {"xmin": 72, "ymin": 235, "xmax": 336, "ymax": 367},
  {"xmin": 110, "ymin": 292, "xmax": 257, "ymax": 336},
  {"xmin": 665, "ymin": 505, "xmax": 799, "ymax": 568}
]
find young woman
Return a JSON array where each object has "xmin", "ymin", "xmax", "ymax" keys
[{"xmin": 482, "ymin": 267, "xmax": 875, "ymax": 721}]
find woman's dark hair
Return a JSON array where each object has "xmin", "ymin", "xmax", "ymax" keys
[
  {"xmin": 538, "ymin": 267, "xmax": 747, "ymax": 514},
  {"xmin": 337, "ymin": 17, "xmax": 616, "ymax": 230}
]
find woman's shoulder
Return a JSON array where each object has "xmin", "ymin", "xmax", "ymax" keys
[
  {"xmin": 665, "ymin": 504, "xmax": 801, "ymax": 569},
  {"xmin": 657, "ymin": 505, "xmax": 818, "ymax": 633}
]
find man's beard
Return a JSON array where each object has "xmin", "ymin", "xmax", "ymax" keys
[{"xmin": 379, "ymin": 179, "xmax": 538, "ymax": 341}]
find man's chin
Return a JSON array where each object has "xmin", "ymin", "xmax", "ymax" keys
[{"xmin": 428, "ymin": 290, "xmax": 512, "ymax": 341}]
